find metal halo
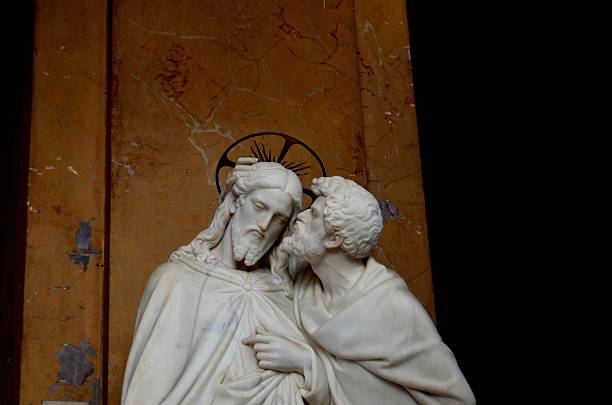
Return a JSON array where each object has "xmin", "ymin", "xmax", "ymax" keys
[{"xmin": 215, "ymin": 132, "xmax": 326, "ymax": 207}]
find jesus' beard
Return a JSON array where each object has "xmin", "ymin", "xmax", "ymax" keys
[{"xmin": 231, "ymin": 222, "xmax": 274, "ymax": 267}]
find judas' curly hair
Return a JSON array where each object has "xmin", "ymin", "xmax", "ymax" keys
[{"xmin": 311, "ymin": 176, "xmax": 383, "ymax": 259}]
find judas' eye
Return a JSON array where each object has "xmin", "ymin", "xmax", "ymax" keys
[{"xmin": 253, "ymin": 201, "xmax": 265, "ymax": 211}]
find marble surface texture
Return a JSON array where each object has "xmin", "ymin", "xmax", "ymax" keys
[
  {"xmin": 120, "ymin": 172, "xmax": 474, "ymax": 404},
  {"xmin": 21, "ymin": 0, "xmax": 434, "ymax": 403},
  {"xmin": 21, "ymin": 1, "xmax": 107, "ymax": 404},
  {"xmin": 109, "ymin": 1, "xmax": 369, "ymax": 401}
]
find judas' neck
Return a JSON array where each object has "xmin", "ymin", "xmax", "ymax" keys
[{"xmin": 311, "ymin": 249, "xmax": 365, "ymax": 306}]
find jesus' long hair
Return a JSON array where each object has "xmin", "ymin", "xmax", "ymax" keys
[{"xmin": 170, "ymin": 162, "xmax": 302, "ymax": 297}]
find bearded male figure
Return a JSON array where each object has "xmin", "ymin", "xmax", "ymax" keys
[
  {"xmin": 121, "ymin": 159, "xmax": 329, "ymax": 405},
  {"xmin": 247, "ymin": 176, "xmax": 475, "ymax": 404}
]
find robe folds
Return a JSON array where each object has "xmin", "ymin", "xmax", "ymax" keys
[
  {"xmin": 121, "ymin": 255, "xmax": 328, "ymax": 405},
  {"xmin": 294, "ymin": 257, "xmax": 476, "ymax": 405}
]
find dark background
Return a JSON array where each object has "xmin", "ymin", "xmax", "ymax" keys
[
  {"xmin": 406, "ymin": 1, "xmax": 513, "ymax": 401},
  {"xmin": 1, "ymin": 2, "xmax": 35, "ymax": 404},
  {"xmin": 405, "ymin": 0, "xmax": 529, "ymax": 401},
  {"xmin": 1, "ymin": 1, "xmax": 515, "ymax": 402}
]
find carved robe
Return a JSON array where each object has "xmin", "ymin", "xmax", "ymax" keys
[
  {"xmin": 294, "ymin": 257, "xmax": 476, "ymax": 405},
  {"xmin": 121, "ymin": 253, "xmax": 328, "ymax": 405}
]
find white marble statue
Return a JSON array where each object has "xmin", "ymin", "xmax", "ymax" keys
[
  {"xmin": 121, "ymin": 158, "xmax": 329, "ymax": 404},
  {"xmin": 245, "ymin": 176, "xmax": 476, "ymax": 404}
]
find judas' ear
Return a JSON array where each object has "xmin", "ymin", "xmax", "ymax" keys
[{"xmin": 324, "ymin": 232, "xmax": 343, "ymax": 249}]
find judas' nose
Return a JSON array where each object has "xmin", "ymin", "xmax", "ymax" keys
[
  {"xmin": 297, "ymin": 210, "xmax": 307, "ymax": 221},
  {"xmin": 259, "ymin": 215, "xmax": 272, "ymax": 231}
]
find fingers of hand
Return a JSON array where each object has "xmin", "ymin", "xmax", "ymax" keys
[
  {"xmin": 253, "ymin": 342, "xmax": 271, "ymax": 353},
  {"xmin": 242, "ymin": 334, "xmax": 272, "ymax": 345},
  {"xmin": 255, "ymin": 351, "xmax": 273, "ymax": 361},
  {"xmin": 258, "ymin": 360, "xmax": 273, "ymax": 370},
  {"xmin": 241, "ymin": 335, "xmax": 256, "ymax": 345},
  {"xmin": 254, "ymin": 327, "xmax": 274, "ymax": 336},
  {"xmin": 237, "ymin": 157, "xmax": 258, "ymax": 165}
]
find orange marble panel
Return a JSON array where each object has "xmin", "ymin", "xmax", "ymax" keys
[
  {"xmin": 21, "ymin": 1, "xmax": 108, "ymax": 404},
  {"xmin": 354, "ymin": 0, "xmax": 435, "ymax": 319},
  {"xmin": 108, "ymin": 0, "xmax": 366, "ymax": 401}
]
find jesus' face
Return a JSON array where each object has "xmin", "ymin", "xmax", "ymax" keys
[{"xmin": 231, "ymin": 188, "xmax": 294, "ymax": 266}]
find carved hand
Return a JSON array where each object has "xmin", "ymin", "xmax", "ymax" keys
[
  {"xmin": 229, "ymin": 157, "xmax": 258, "ymax": 182},
  {"xmin": 242, "ymin": 329, "xmax": 310, "ymax": 375},
  {"xmin": 219, "ymin": 157, "xmax": 258, "ymax": 201},
  {"xmin": 233, "ymin": 156, "xmax": 259, "ymax": 172}
]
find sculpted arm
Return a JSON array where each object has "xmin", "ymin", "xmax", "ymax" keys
[
  {"xmin": 122, "ymin": 263, "xmax": 198, "ymax": 404},
  {"xmin": 243, "ymin": 330, "xmax": 331, "ymax": 404},
  {"xmin": 359, "ymin": 285, "xmax": 476, "ymax": 405}
]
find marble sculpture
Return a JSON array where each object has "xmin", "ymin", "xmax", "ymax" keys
[{"xmin": 122, "ymin": 158, "xmax": 474, "ymax": 404}]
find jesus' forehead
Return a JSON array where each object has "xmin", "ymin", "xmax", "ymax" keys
[{"xmin": 242, "ymin": 188, "xmax": 294, "ymax": 220}]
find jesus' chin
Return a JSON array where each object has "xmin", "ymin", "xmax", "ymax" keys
[{"xmin": 231, "ymin": 223, "xmax": 272, "ymax": 267}]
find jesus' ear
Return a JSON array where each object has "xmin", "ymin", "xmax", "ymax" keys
[
  {"xmin": 324, "ymin": 232, "xmax": 343, "ymax": 250},
  {"xmin": 226, "ymin": 194, "xmax": 237, "ymax": 215}
]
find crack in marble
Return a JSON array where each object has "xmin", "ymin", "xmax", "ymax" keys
[
  {"xmin": 360, "ymin": 20, "xmax": 384, "ymax": 68},
  {"xmin": 126, "ymin": 58, "xmax": 233, "ymax": 187},
  {"xmin": 232, "ymin": 86, "xmax": 282, "ymax": 102},
  {"xmin": 127, "ymin": 17, "xmax": 219, "ymax": 40}
]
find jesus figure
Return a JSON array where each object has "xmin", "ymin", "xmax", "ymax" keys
[{"xmin": 121, "ymin": 158, "xmax": 329, "ymax": 405}]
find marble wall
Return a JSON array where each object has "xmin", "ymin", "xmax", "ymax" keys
[
  {"xmin": 354, "ymin": 0, "xmax": 434, "ymax": 312},
  {"xmin": 22, "ymin": 0, "xmax": 431, "ymax": 403},
  {"xmin": 21, "ymin": 1, "xmax": 108, "ymax": 403}
]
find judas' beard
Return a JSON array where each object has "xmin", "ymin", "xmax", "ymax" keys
[
  {"xmin": 280, "ymin": 224, "xmax": 325, "ymax": 262},
  {"xmin": 231, "ymin": 222, "xmax": 275, "ymax": 267}
]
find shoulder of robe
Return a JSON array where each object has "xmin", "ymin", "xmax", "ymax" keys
[
  {"xmin": 377, "ymin": 267, "xmax": 439, "ymax": 335},
  {"xmin": 146, "ymin": 260, "xmax": 200, "ymax": 289}
]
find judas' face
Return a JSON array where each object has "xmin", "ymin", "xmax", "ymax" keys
[
  {"xmin": 231, "ymin": 188, "xmax": 294, "ymax": 266},
  {"xmin": 281, "ymin": 196, "xmax": 328, "ymax": 264}
]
